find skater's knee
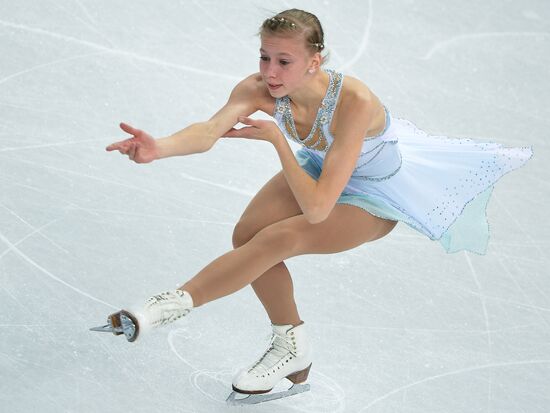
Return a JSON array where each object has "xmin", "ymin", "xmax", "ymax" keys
[
  {"xmin": 232, "ymin": 221, "xmax": 255, "ymax": 249},
  {"xmin": 233, "ymin": 219, "xmax": 302, "ymax": 256},
  {"xmin": 251, "ymin": 224, "xmax": 301, "ymax": 256}
]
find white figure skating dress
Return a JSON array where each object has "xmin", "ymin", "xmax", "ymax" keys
[{"xmin": 273, "ymin": 68, "xmax": 533, "ymax": 255}]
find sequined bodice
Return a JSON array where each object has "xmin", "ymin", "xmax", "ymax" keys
[
  {"xmin": 273, "ymin": 69, "xmax": 343, "ymax": 151},
  {"xmin": 273, "ymin": 68, "xmax": 402, "ymax": 182}
]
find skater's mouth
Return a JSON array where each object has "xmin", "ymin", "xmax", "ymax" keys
[{"xmin": 267, "ymin": 83, "xmax": 283, "ymax": 90}]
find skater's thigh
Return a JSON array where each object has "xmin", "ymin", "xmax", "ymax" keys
[
  {"xmin": 252, "ymin": 203, "xmax": 398, "ymax": 256},
  {"xmin": 233, "ymin": 170, "xmax": 302, "ymax": 247}
]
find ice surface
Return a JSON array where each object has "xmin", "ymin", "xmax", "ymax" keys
[{"xmin": 0, "ymin": 1, "xmax": 549, "ymax": 412}]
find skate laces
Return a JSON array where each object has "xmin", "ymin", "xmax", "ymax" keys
[
  {"xmin": 144, "ymin": 291, "xmax": 191, "ymax": 327},
  {"xmin": 249, "ymin": 330, "xmax": 296, "ymax": 375}
]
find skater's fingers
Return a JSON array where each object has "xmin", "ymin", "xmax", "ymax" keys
[
  {"xmin": 119, "ymin": 122, "xmax": 141, "ymax": 136},
  {"xmin": 108, "ymin": 137, "xmax": 134, "ymax": 151},
  {"xmin": 106, "ymin": 141, "xmax": 126, "ymax": 151},
  {"xmin": 225, "ymin": 126, "xmax": 257, "ymax": 138},
  {"xmin": 127, "ymin": 142, "xmax": 137, "ymax": 160},
  {"xmin": 224, "ymin": 127, "xmax": 249, "ymax": 137},
  {"xmin": 108, "ymin": 137, "xmax": 139, "ymax": 153},
  {"xmin": 120, "ymin": 142, "xmax": 131, "ymax": 154},
  {"xmin": 237, "ymin": 116, "xmax": 259, "ymax": 127}
]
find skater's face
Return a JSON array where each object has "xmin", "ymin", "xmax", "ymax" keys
[{"xmin": 259, "ymin": 35, "xmax": 320, "ymax": 97}]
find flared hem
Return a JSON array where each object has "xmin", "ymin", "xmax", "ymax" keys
[
  {"xmin": 335, "ymin": 190, "xmax": 491, "ymax": 255},
  {"xmin": 295, "ymin": 131, "xmax": 534, "ymax": 255}
]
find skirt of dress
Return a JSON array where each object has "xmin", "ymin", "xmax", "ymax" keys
[{"xmin": 295, "ymin": 117, "xmax": 534, "ymax": 255}]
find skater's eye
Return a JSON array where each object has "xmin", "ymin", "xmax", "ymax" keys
[{"xmin": 259, "ymin": 56, "xmax": 291, "ymax": 66}]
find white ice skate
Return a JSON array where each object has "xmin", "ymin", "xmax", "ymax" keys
[
  {"xmin": 90, "ymin": 289, "xmax": 193, "ymax": 342},
  {"xmin": 226, "ymin": 322, "xmax": 312, "ymax": 405}
]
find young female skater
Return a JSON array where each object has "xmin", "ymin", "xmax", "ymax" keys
[{"xmin": 95, "ymin": 8, "xmax": 533, "ymax": 401}]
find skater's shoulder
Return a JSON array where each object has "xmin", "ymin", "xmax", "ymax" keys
[
  {"xmin": 338, "ymin": 74, "xmax": 377, "ymax": 106},
  {"xmin": 334, "ymin": 74, "xmax": 386, "ymax": 130},
  {"xmin": 330, "ymin": 73, "xmax": 386, "ymax": 139},
  {"xmin": 230, "ymin": 72, "xmax": 275, "ymax": 112},
  {"xmin": 232, "ymin": 73, "xmax": 271, "ymax": 99}
]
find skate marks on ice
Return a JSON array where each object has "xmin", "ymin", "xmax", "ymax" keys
[
  {"xmin": 0, "ymin": 18, "xmax": 242, "ymax": 82},
  {"xmin": 336, "ymin": 0, "xmax": 373, "ymax": 72},
  {"xmin": 167, "ymin": 327, "xmax": 203, "ymax": 371},
  {"xmin": 168, "ymin": 327, "xmax": 346, "ymax": 411},
  {"xmin": 420, "ymin": 31, "xmax": 550, "ymax": 60},
  {"xmin": 356, "ymin": 359, "xmax": 550, "ymax": 412},
  {"xmin": 168, "ymin": 327, "xmax": 236, "ymax": 405},
  {"xmin": 180, "ymin": 171, "xmax": 256, "ymax": 198},
  {"xmin": 0, "ymin": 229, "xmax": 117, "ymax": 309},
  {"xmin": 192, "ymin": 368, "xmax": 345, "ymax": 411}
]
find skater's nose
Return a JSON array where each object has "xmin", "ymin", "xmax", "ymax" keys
[{"xmin": 264, "ymin": 61, "xmax": 280, "ymax": 80}]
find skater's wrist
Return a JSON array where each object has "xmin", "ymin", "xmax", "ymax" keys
[{"xmin": 271, "ymin": 130, "xmax": 287, "ymax": 150}]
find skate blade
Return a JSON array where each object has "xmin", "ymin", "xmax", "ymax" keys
[
  {"xmin": 89, "ymin": 324, "xmax": 124, "ymax": 334},
  {"xmin": 89, "ymin": 311, "xmax": 139, "ymax": 342},
  {"xmin": 226, "ymin": 383, "xmax": 310, "ymax": 405}
]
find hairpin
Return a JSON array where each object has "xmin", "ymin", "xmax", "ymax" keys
[{"xmin": 269, "ymin": 17, "xmax": 296, "ymax": 28}]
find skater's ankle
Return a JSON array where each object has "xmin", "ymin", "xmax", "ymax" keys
[
  {"xmin": 178, "ymin": 285, "xmax": 199, "ymax": 307},
  {"xmin": 272, "ymin": 319, "xmax": 304, "ymax": 328}
]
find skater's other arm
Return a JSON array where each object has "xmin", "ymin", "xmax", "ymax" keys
[
  {"xmin": 155, "ymin": 74, "xmax": 262, "ymax": 159},
  {"xmin": 229, "ymin": 94, "xmax": 375, "ymax": 224},
  {"xmin": 311, "ymin": 96, "xmax": 375, "ymax": 221},
  {"xmin": 106, "ymin": 74, "xmax": 262, "ymax": 162},
  {"xmin": 273, "ymin": 94, "xmax": 375, "ymax": 224}
]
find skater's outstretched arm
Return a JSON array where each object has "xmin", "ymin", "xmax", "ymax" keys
[{"xmin": 105, "ymin": 74, "xmax": 262, "ymax": 162}]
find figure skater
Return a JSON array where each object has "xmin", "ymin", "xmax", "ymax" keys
[{"xmin": 92, "ymin": 8, "xmax": 533, "ymax": 403}]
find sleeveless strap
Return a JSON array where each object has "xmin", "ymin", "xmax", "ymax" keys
[{"xmin": 319, "ymin": 69, "xmax": 344, "ymax": 128}]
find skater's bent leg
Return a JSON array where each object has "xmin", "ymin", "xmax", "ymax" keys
[
  {"xmin": 250, "ymin": 262, "xmax": 302, "ymax": 326},
  {"xmin": 231, "ymin": 170, "xmax": 303, "ymax": 326},
  {"xmin": 233, "ymin": 224, "xmax": 302, "ymax": 327},
  {"xmin": 181, "ymin": 204, "xmax": 397, "ymax": 308},
  {"xmin": 247, "ymin": 204, "xmax": 396, "ymax": 326}
]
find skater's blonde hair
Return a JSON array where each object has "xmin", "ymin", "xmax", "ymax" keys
[{"xmin": 258, "ymin": 9, "xmax": 330, "ymax": 66}]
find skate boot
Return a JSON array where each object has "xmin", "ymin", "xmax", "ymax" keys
[
  {"xmin": 90, "ymin": 289, "xmax": 193, "ymax": 342},
  {"xmin": 227, "ymin": 322, "xmax": 312, "ymax": 405}
]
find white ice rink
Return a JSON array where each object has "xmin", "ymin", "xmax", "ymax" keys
[{"xmin": 1, "ymin": 1, "xmax": 549, "ymax": 412}]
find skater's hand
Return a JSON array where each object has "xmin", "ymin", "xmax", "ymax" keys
[
  {"xmin": 224, "ymin": 117, "xmax": 283, "ymax": 145},
  {"xmin": 106, "ymin": 123, "xmax": 159, "ymax": 163}
]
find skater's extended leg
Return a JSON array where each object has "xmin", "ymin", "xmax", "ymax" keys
[
  {"xmin": 181, "ymin": 203, "xmax": 397, "ymax": 307},
  {"xmin": 183, "ymin": 170, "xmax": 301, "ymax": 312},
  {"xmin": 181, "ymin": 226, "xmax": 300, "ymax": 307}
]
